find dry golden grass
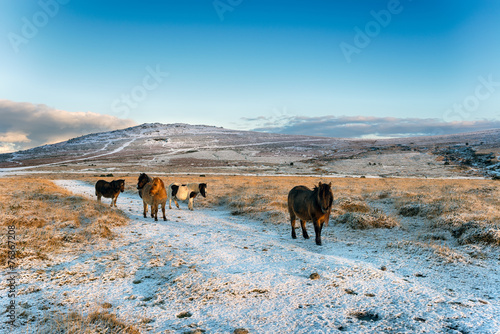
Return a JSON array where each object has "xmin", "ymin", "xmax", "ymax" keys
[
  {"xmin": 115, "ymin": 174, "xmax": 499, "ymax": 244},
  {"xmin": 391, "ymin": 180, "xmax": 500, "ymax": 245},
  {"xmin": 0, "ymin": 177, "xmax": 129, "ymax": 267},
  {"xmin": 334, "ymin": 211, "xmax": 399, "ymax": 229},
  {"xmin": 34, "ymin": 309, "xmax": 141, "ymax": 334}
]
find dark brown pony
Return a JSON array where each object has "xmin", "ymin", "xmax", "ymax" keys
[
  {"xmin": 288, "ymin": 182, "xmax": 333, "ymax": 246},
  {"xmin": 95, "ymin": 179, "xmax": 125, "ymax": 207},
  {"xmin": 137, "ymin": 173, "xmax": 153, "ymax": 198}
]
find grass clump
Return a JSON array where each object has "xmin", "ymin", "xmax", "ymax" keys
[
  {"xmin": 35, "ymin": 309, "xmax": 140, "ymax": 334},
  {"xmin": 393, "ymin": 182, "xmax": 500, "ymax": 246},
  {"xmin": 0, "ymin": 177, "xmax": 129, "ymax": 267},
  {"xmin": 450, "ymin": 221, "xmax": 500, "ymax": 246},
  {"xmin": 337, "ymin": 198, "xmax": 371, "ymax": 213},
  {"xmin": 334, "ymin": 211, "xmax": 399, "ymax": 229}
]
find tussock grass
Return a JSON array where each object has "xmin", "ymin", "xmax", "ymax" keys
[
  {"xmin": 337, "ymin": 198, "xmax": 371, "ymax": 213},
  {"xmin": 0, "ymin": 177, "xmax": 129, "ymax": 267},
  {"xmin": 35, "ymin": 309, "xmax": 140, "ymax": 334},
  {"xmin": 334, "ymin": 211, "xmax": 399, "ymax": 229},
  {"xmin": 333, "ymin": 196, "xmax": 399, "ymax": 229},
  {"xmin": 392, "ymin": 182, "xmax": 500, "ymax": 246}
]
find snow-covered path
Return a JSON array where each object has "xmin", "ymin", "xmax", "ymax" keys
[{"xmin": 9, "ymin": 180, "xmax": 499, "ymax": 333}]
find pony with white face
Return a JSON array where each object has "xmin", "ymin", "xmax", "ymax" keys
[{"xmin": 167, "ymin": 183, "xmax": 207, "ymax": 210}]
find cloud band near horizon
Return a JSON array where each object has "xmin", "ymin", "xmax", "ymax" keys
[
  {"xmin": 0, "ymin": 100, "xmax": 136, "ymax": 153},
  {"xmin": 2, "ymin": 99, "xmax": 499, "ymax": 154},
  {"xmin": 245, "ymin": 115, "xmax": 500, "ymax": 139}
]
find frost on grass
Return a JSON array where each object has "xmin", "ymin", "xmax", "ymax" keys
[
  {"xmin": 386, "ymin": 240, "xmax": 470, "ymax": 264},
  {"xmin": 0, "ymin": 177, "xmax": 129, "ymax": 268},
  {"xmin": 393, "ymin": 183, "xmax": 500, "ymax": 247},
  {"xmin": 36, "ymin": 309, "xmax": 140, "ymax": 334},
  {"xmin": 337, "ymin": 198, "xmax": 372, "ymax": 213},
  {"xmin": 334, "ymin": 211, "xmax": 399, "ymax": 230},
  {"xmin": 451, "ymin": 221, "xmax": 500, "ymax": 246}
]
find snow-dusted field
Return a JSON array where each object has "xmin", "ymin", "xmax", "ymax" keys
[
  {"xmin": 6, "ymin": 180, "xmax": 500, "ymax": 333},
  {"xmin": 2, "ymin": 123, "xmax": 499, "ymax": 178}
]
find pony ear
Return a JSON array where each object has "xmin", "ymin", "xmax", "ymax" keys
[
  {"xmin": 318, "ymin": 181, "xmax": 322, "ymax": 187},
  {"xmin": 328, "ymin": 182, "xmax": 332, "ymax": 187}
]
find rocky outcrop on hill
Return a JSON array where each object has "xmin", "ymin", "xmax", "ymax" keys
[{"xmin": 436, "ymin": 145, "xmax": 500, "ymax": 179}]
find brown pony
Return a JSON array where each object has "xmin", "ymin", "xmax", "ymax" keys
[
  {"xmin": 288, "ymin": 182, "xmax": 333, "ymax": 246},
  {"xmin": 95, "ymin": 179, "xmax": 125, "ymax": 207},
  {"xmin": 137, "ymin": 176, "xmax": 167, "ymax": 221}
]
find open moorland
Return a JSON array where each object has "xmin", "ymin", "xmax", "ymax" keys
[
  {"xmin": 1, "ymin": 173, "xmax": 499, "ymax": 333},
  {"xmin": 1, "ymin": 124, "xmax": 499, "ymax": 333},
  {"xmin": 1, "ymin": 123, "xmax": 499, "ymax": 179}
]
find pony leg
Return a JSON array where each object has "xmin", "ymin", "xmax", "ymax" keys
[
  {"xmin": 300, "ymin": 220, "xmax": 309, "ymax": 239},
  {"xmin": 174, "ymin": 198, "xmax": 180, "ymax": 209},
  {"xmin": 161, "ymin": 204, "xmax": 166, "ymax": 221},
  {"xmin": 143, "ymin": 202, "xmax": 148, "ymax": 218},
  {"xmin": 188, "ymin": 198, "xmax": 194, "ymax": 211},
  {"xmin": 290, "ymin": 212, "xmax": 297, "ymax": 239},
  {"xmin": 97, "ymin": 195, "xmax": 101, "ymax": 203},
  {"xmin": 152, "ymin": 204, "xmax": 158, "ymax": 221},
  {"xmin": 314, "ymin": 221, "xmax": 323, "ymax": 246}
]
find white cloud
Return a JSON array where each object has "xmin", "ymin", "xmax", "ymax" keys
[
  {"xmin": 0, "ymin": 100, "xmax": 137, "ymax": 153},
  {"xmin": 0, "ymin": 131, "xmax": 30, "ymax": 143},
  {"xmin": 0, "ymin": 143, "xmax": 18, "ymax": 154}
]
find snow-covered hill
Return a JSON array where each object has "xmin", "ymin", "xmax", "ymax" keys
[{"xmin": 1, "ymin": 123, "xmax": 499, "ymax": 178}]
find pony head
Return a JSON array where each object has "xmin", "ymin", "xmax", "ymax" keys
[
  {"xmin": 149, "ymin": 177, "xmax": 164, "ymax": 196},
  {"xmin": 199, "ymin": 183, "xmax": 207, "ymax": 197},
  {"xmin": 115, "ymin": 179, "xmax": 125, "ymax": 193},
  {"xmin": 317, "ymin": 182, "xmax": 333, "ymax": 214},
  {"xmin": 137, "ymin": 173, "xmax": 151, "ymax": 190}
]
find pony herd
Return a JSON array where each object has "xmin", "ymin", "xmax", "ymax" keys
[
  {"xmin": 136, "ymin": 173, "xmax": 207, "ymax": 221},
  {"xmin": 95, "ymin": 176, "xmax": 334, "ymax": 246},
  {"xmin": 95, "ymin": 174, "xmax": 207, "ymax": 221}
]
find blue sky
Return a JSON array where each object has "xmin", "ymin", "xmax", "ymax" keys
[{"xmin": 1, "ymin": 0, "xmax": 500, "ymax": 152}]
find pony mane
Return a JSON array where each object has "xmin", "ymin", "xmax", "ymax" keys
[{"xmin": 313, "ymin": 183, "xmax": 330, "ymax": 192}]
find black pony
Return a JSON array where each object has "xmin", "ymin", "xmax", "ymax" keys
[{"xmin": 95, "ymin": 179, "xmax": 125, "ymax": 207}]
